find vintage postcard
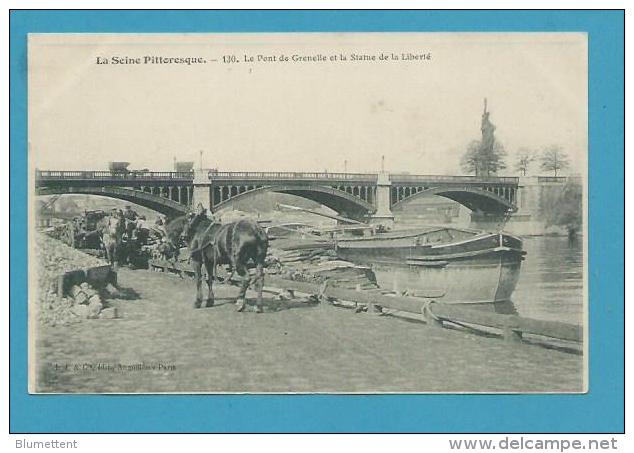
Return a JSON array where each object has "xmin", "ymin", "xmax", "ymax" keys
[{"xmin": 28, "ymin": 32, "xmax": 587, "ymax": 393}]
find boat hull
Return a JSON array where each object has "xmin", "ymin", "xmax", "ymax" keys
[{"xmin": 335, "ymin": 230, "xmax": 524, "ymax": 305}]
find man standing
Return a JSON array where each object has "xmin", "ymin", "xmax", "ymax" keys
[
  {"xmin": 193, "ymin": 202, "xmax": 218, "ymax": 223},
  {"xmin": 123, "ymin": 205, "xmax": 138, "ymax": 221},
  {"xmin": 154, "ymin": 214, "xmax": 168, "ymax": 238}
]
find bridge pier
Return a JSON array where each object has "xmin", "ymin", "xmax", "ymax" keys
[
  {"xmin": 469, "ymin": 211, "xmax": 511, "ymax": 232},
  {"xmin": 192, "ymin": 169, "xmax": 212, "ymax": 212},
  {"xmin": 368, "ymin": 173, "xmax": 394, "ymax": 227}
]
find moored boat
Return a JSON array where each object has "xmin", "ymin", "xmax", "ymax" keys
[{"xmin": 334, "ymin": 226, "xmax": 525, "ymax": 305}]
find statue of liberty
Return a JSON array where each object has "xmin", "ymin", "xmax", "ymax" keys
[
  {"xmin": 480, "ymin": 98, "xmax": 496, "ymax": 155},
  {"xmin": 460, "ymin": 98, "xmax": 506, "ymax": 177}
]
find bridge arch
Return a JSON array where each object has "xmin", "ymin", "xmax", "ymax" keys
[
  {"xmin": 391, "ymin": 186, "xmax": 516, "ymax": 214},
  {"xmin": 212, "ymin": 184, "xmax": 375, "ymax": 218},
  {"xmin": 36, "ymin": 186, "xmax": 189, "ymax": 218}
]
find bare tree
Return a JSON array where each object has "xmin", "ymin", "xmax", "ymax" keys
[
  {"xmin": 514, "ymin": 148, "xmax": 536, "ymax": 176},
  {"xmin": 460, "ymin": 140, "xmax": 482, "ymax": 175},
  {"xmin": 540, "ymin": 145, "xmax": 570, "ymax": 177}
]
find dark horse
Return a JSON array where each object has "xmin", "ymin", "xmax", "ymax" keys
[{"xmin": 165, "ymin": 215, "xmax": 269, "ymax": 312}]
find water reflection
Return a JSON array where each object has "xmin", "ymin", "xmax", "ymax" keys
[
  {"xmin": 349, "ymin": 233, "xmax": 583, "ymax": 324},
  {"xmin": 511, "ymin": 236, "xmax": 584, "ymax": 325}
]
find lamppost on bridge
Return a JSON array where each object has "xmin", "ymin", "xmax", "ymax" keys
[
  {"xmin": 193, "ymin": 150, "xmax": 211, "ymax": 212},
  {"xmin": 344, "ymin": 160, "xmax": 348, "ymax": 173}
]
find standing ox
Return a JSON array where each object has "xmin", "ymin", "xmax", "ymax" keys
[{"xmin": 166, "ymin": 215, "xmax": 269, "ymax": 312}]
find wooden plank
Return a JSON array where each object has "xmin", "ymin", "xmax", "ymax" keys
[
  {"xmin": 511, "ymin": 315, "xmax": 582, "ymax": 343},
  {"xmin": 265, "ymin": 276, "xmax": 582, "ymax": 342},
  {"xmin": 265, "ymin": 275, "xmax": 426, "ymax": 313},
  {"xmin": 147, "ymin": 260, "xmax": 582, "ymax": 343},
  {"xmin": 430, "ymin": 304, "xmax": 583, "ymax": 342}
]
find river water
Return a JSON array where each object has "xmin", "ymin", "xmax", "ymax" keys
[
  {"xmin": 366, "ymin": 234, "xmax": 584, "ymax": 326},
  {"xmin": 279, "ymin": 212, "xmax": 585, "ymax": 326},
  {"xmin": 511, "ymin": 235, "xmax": 584, "ymax": 326}
]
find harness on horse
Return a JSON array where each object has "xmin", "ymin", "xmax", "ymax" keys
[{"xmin": 189, "ymin": 219, "xmax": 222, "ymax": 255}]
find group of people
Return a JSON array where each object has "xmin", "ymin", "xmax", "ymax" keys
[
  {"xmin": 108, "ymin": 205, "xmax": 146, "ymax": 240},
  {"xmin": 105, "ymin": 203, "xmax": 217, "ymax": 260}
]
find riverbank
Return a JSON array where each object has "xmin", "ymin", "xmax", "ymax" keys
[{"xmin": 33, "ymin": 265, "xmax": 583, "ymax": 393}]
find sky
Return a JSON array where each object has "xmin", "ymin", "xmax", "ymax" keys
[{"xmin": 28, "ymin": 33, "xmax": 587, "ymax": 176}]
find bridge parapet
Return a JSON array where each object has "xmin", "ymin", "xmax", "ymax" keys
[
  {"xmin": 36, "ymin": 170, "xmax": 194, "ymax": 182},
  {"xmin": 390, "ymin": 174, "xmax": 519, "ymax": 185},
  {"xmin": 209, "ymin": 171, "xmax": 378, "ymax": 183},
  {"xmin": 536, "ymin": 176, "xmax": 569, "ymax": 184},
  {"xmin": 37, "ymin": 170, "xmax": 519, "ymax": 186}
]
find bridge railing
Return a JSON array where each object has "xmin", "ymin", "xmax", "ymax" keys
[
  {"xmin": 209, "ymin": 171, "xmax": 378, "ymax": 181},
  {"xmin": 36, "ymin": 170, "xmax": 194, "ymax": 181},
  {"xmin": 390, "ymin": 174, "xmax": 519, "ymax": 184},
  {"xmin": 36, "ymin": 170, "xmax": 521, "ymax": 185},
  {"xmin": 537, "ymin": 176, "xmax": 569, "ymax": 183}
]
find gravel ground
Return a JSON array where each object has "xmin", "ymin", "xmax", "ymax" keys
[{"xmin": 33, "ymin": 266, "xmax": 584, "ymax": 393}]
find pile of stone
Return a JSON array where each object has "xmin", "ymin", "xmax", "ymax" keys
[
  {"xmin": 35, "ymin": 233, "xmax": 119, "ymax": 326},
  {"xmin": 67, "ymin": 282, "xmax": 119, "ymax": 319},
  {"xmin": 36, "ymin": 232, "xmax": 105, "ymax": 274}
]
